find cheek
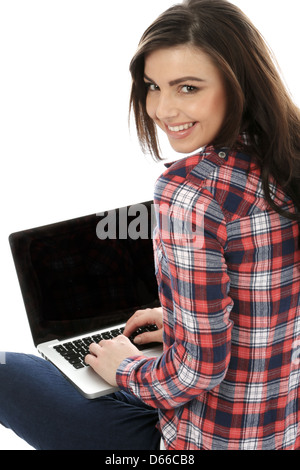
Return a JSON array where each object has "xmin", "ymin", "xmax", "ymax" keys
[
  {"xmin": 193, "ymin": 94, "xmax": 226, "ymax": 135},
  {"xmin": 210, "ymin": 90, "xmax": 227, "ymax": 123}
]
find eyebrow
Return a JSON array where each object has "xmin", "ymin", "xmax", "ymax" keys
[{"xmin": 144, "ymin": 74, "xmax": 206, "ymax": 86}]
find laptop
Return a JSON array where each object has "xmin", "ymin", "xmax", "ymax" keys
[{"xmin": 9, "ymin": 200, "xmax": 163, "ymax": 399}]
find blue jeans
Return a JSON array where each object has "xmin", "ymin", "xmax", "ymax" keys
[{"xmin": 0, "ymin": 353, "xmax": 161, "ymax": 450}]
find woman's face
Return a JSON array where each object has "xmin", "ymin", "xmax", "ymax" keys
[{"xmin": 144, "ymin": 45, "xmax": 227, "ymax": 154}]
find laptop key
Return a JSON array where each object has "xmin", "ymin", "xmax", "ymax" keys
[
  {"xmin": 82, "ymin": 337, "xmax": 94, "ymax": 346},
  {"xmin": 92, "ymin": 334, "xmax": 102, "ymax": 343},
  {"xmin": 54, "ymin": 345, "xmax": 68, "ymax": 355},
  {"xmin": 102, "ymin": 332, "xmax": 113, "ymax": 340},
  {"xmin": 73, "ymin": 362, "xmax": 85, "ymax": 369},
  {"xmin": 111, "ymin": 328, "xmax": 123, "ymax": 337}
]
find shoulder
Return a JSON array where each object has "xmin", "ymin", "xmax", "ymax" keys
[{"xmin": 155, "ymin": 145, "xmax": 264, "ymax": 221}]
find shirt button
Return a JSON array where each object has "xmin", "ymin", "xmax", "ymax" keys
[
  {"xmin": 187, "ymin": 353, "xmax": 192, "ymax": 362},
  {"xmin": 218, "ymin": 151, "xmax": 226, "ymax": 159}
]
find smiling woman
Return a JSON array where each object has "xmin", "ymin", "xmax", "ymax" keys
[{"xmin": 143, "ymin": 45, "xmax": 227, "ymax": 153}]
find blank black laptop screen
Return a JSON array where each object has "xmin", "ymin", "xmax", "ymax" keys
[{"xmin": 9, "ymin": 201, "xmax": 160, "ymax": 346}]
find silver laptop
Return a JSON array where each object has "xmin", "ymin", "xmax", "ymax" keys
[{"xmin": 9, "ymin": 201, "xmax": 162, "ymax": 399}]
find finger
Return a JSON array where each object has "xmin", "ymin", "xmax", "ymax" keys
[
  {"xmin": 123, "ymin": 316, "xmax": 146, "ymax": 337},
  {"xmin": 89, "ymin": 341, "xmax": 102, "ymax": 355},
  {"xmin": 84, "ymin": 353, "xmax": 97, "ymax": 368},
  {"xmin": 85, "ymin": 341, "xmax": 105, "ymax": 367},
  {"xmin": 123, "ymin": 310, "xmax": 144, "ymax": 334},
  {"xmin": 123, "ymin": 310, "xmax": 156, "ymax": 337},
  {"xmin": 133, "ymin": 329, "xmax": 163, "ymax": 345}
]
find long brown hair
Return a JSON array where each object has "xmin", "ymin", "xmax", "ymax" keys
[{"xmin": 129, "ymin": 0, "xmax": 300, "ymax": 224}]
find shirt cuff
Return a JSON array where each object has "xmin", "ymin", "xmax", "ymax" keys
[{"xmin": 116, "ymin": 355, "xmax": 148, "ymax": 392}]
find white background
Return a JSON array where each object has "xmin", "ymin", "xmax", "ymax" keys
[{"xmin": 0, "ymin": 0, "xmax": 299, "ymax": 450}]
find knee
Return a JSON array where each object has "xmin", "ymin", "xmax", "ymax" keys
[{"xmin": 0, "ymin": 352, "xmax": 42, "ymax": 392}]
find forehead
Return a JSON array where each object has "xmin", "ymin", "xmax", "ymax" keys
[{"xmin": 144, "ymin": 45, "xmax": 220, "ymax": 81}]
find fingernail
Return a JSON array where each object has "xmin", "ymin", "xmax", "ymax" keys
[{"xmin": 134, "ymin": 336, "xmax": 141, "ymax": 344}]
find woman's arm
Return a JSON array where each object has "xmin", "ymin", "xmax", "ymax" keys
[{"xmin": 115, "ymin": 188, "xmax": 234, "ymax": 409}]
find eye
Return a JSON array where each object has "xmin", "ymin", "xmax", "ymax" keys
[
  {"xmin": 145, "ymin": 82, "xmax": 159, "ymax": 92},
  {"xmin": 181, "ymin": 85, "xmax": 198, "ymax": 94}
]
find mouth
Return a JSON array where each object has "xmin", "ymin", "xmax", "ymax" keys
[
  {"xmin": 164, "ymin": 121, "xmax": 197, "ymax": 140},
  {"xmin": 167, "ymin": 122, "xmax": 195, "ymax": 132}
]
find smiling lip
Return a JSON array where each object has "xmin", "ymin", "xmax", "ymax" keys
[{"xmin": 164, "ymin": 122, "xmax": 197, "ymax": 139}]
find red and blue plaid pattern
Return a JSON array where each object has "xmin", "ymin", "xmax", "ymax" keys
[{"xmin": 117, "ymin": 143, "xmax": 300, "ymax": 450}]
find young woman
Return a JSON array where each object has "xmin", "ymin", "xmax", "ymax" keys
[{"xmin": 1, "ymin": 0, "xmax": 299, "ymax": 450}]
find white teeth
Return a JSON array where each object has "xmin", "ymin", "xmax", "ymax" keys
[{"xmin": 168, "ymin": 123, "xmax": 194, "ymax": 132}]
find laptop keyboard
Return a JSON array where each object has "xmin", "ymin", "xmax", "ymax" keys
[{"xmin": 53, "ymin": 324, "xmax": 159, "ymax": 369}]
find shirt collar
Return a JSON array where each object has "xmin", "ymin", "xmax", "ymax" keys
[
  {"xmin": 163, "ymin": 134, "xmax": 250, "ymax": 169},
  {"xmin": 163, "ymin": 147, "xmax": 204, "ymax": 169}
]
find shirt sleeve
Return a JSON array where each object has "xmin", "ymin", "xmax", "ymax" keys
[{"xmin": 116, "ymin": 186, "xmax": 234, "ymax": 410}]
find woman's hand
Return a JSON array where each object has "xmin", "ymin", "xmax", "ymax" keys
[
  {"xmin": 85, "ymin": 307, "xmax": 163, "ymax": 386},
  {"xmin": 123, "ymin": 307, "xmax": 163, "ymax": 345},
  {"xmin": 85, "ymin": 335, "xmax": 140, "ymax": 387}
]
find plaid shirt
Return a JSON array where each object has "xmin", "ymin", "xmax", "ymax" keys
[{"xmin": 117, "ymin": 143, "xmax": 300, "ymax": 450}]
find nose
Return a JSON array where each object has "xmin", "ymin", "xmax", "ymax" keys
[{"xmin": 155, "ymin": 92, "xmax": 179, "ymax": 122}]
